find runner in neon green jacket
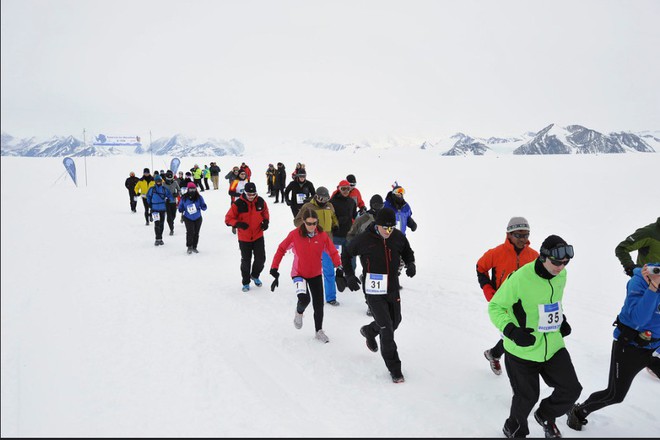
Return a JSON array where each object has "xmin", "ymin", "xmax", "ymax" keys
[
  {"xmin": 489, "ymin": 261, "xmax": 567, "ymax": 362},
  {"xmin": 488, "ymin": 234, "xmax": 582, "ymax": 439}
]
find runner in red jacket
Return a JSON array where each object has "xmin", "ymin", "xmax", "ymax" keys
[
  {"xmin": 225, "ymin": 182, "xmax": 270, "ymax": 292},
  {"xmin": 269, "ymin": 208, "xmax": 342, "ymax": 343}
]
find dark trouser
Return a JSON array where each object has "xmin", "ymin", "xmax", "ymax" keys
[
  {"xmin": 238, "ymin": 237, "xmax": 266, "ymax": 285},
  {"xmin": 141, "ymin": 197, "xmax": 150, "ymax": 222},
  {"xmin": 363, "ymin": 293, "xmax": 403, "ymax": 376},
  {"xmin": 295, "ymin": 275, "xmax": 325, "ymax": 332},
  {"xmin": 503, "ymin": 348, "xmax": 582, "ymax": 437},
  {"xmin": 203, "ymin": 177, "xmax": 209, "ymax": 190},
  {"xmin": 152, "ymin": 210, "xmax": 166, "ymax": 239},
  {"xmin": 290, "ymin": 204, "xmax": 302, "ymax": 217},
  {"xmin": 491, "ymin": 337, "xmax": 505, "ymax": 358},
  {"xmin": 183, "ymin": 216, "xmax": 203, "ymax": 248},
  {"xmin": 128, "ymin": 190, "xmax": 137, "ymax": 212},
  {"xmin": 194, "ymin": 178, "xmax": 204, "ymax": 191},
  {"xmin": 579, "ymin": 340, "xmax": 656, "ymax": 417},
  {"xmin": 274, "ymin": 188, "xmax": 285, "ymax": 202},
  {"xmin": 165, "ymin": 202, "xmax": 177, "ymax": 232}
]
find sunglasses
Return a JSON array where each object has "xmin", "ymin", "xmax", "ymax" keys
[
  {"xmin": 316, "ymin": 195, "xmax": 329, "ymax": 203},
  {"xmin": 511, "ymin": 232, "xmax": 530, "ymax": 239},
  {"xmin": 305, "ymin": 221, "xmax": 318, "ymax": 227},
  {"xmin": 542, "ymin": 244, "xmax": 575, "ymax": 260},
  {"xmin": 339, "ymin": 186, "xmax": 350, "ymax": 191},
  {"xmin": 548, "ymin": 257, "xmax": 571, "ymax": 267},
  {"xmin": 380, "ymin": 226, "xmax": 394, "ymax": 233}
]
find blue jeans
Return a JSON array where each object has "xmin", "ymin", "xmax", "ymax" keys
[{"xmin": 322, "ymin": 251, "xmax": 336, "ymax": 302}]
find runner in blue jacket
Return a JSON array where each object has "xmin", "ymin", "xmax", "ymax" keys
[{"xmin": 567, "ymin": 263, "xmax": 660, "ymax": 431}]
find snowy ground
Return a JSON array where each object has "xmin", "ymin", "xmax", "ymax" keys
[{"xmin": 1, "ymin": 148, "xmax": 658, "ymax": 437}]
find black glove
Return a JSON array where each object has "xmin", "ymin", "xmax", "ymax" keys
[
  {"xmin": 358, "ymin": 206, "xmax": 367, "ymax": 216},
  {"xmin": 560, "ymin": 317, "xmax": 572, "ymax": 337},
  {"xmin": 503, "ymin": 323, "xmax": 536, "ymax": 347},
  {"xmin": 285, "ymin": 200, "xmax": 291, "ymax": 206},
  {"xmin": 408, "ymin": 217, "xmax": 417, "ymax": 232},
  {"xmin": 235, "ymin": 222, "xmax": 249, "ymax": 230},
  {"xmin": 624, "ymin": 265, "xmax": 636, "ymax": 277},
  {"xmin": 406, "ymin": 262, "xmax": 416, "ymax": 278},
  {"xmin": 335, "ymin": 267, "xmax": 346, "ymax": 292},
  {"xmin": 270, "ymin": 268, "xmax": 279, "ymax": 292},
  {"xmin": 260, "ymin": 219, "xmax": 269, "ymax": 231},
  {"xmin": 346, "ymin": 274, "xmax": 361, "ymax": 291}
]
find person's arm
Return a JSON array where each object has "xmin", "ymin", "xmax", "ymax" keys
[
  {"xmin": 615, "ymin": 226, "xmax": 653, "ymax": 276},
  {"xmin": 476, "ymin": 250, "xmax": 496, "ymax": 300}
]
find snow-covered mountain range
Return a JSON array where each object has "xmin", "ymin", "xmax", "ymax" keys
[{"xmin": 1, "ymin": 124, "xmax": 657, "ymax": 157}]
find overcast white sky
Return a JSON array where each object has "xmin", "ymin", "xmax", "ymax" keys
[{"xmin": 2, "ymin": 0, "xmax": 659, "ymax": 142}]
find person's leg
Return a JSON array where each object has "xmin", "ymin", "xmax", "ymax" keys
[
  {"xmin": 192, "ymin": 217, "xmax": 203, "ymax": 249},
  {"xmin": 578, "ymin": 341, "xmax": 651, "ymax": 417},
  {"xmin": 502, "ymin": 352, "xmax": 540, "ymax": 438},
  {"xmin": 166, "ymin": 203, "xmax": 176, "ymax": 232},
  {"xmin": 367, "ymin": 296, "xmax": 400, "ymax": 375},
  {"xmin": 142, "ymin": 197, "xmax": 150, "ymax": 224},
  {"xmin": 321, "ymin": 251, "xmax": 336, "ymax": 302},
  {"xmin": 183, "ymin": 217, "xmax": 194, "ymax": 248},
  {"xmin": 307, "ymin": 276, "xmax": 325, "ymax": 332},
  {"xmin": 251, "ymin": 237, "xmax": 266, "ymax": 280},
  {"xmin": 154, "ymin": 211, "xmax": 165, "ymax": 239},
  {"xmin": 239, "ymin": 241, "xmax": 252, "ymax": 285},
  {"xmin": 491, "ymin": 337, "xmax": 505, "ymax": 358},
  {"xmin": 536, "ymin": 348, "xmax": 582, "ymax": 420}
]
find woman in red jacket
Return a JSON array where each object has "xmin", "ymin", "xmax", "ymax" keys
[{"xmin": 269, "ymin": 208, "xmax": 342, "ymax": 343}]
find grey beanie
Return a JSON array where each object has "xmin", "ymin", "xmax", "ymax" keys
[{"xmin": 507, "ymin": 216, "xmax": 530, "ymax": 232}]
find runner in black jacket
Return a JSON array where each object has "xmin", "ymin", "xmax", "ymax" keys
[{"xmin": 340, "ymin": 207, "xmax": 416, "ymax": 383}]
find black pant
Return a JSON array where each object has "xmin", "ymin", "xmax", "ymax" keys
[
  {"xmin": 203, "ymin": 177, "xmax": 210, "ymax": 190},
  {"xmin": 152, "ymin": 210, "xmax": 166, "ymax": 239},
  {"xmin": 295, "ymin": 275, "xmax": 325, "ymax": 332},
  {"xmin": 363, "ymin": 293, "xmax": 403, "ymax": 376},
  {"xmin": 274, "ymin": 188, "xmax": 285, "ymax": 202},
  {"xmin": 183, "ymin": 217, "xmax": 203, "ymax": 249},
  {"xmin": 128, "ymin": 190, "xmax": 137, "ymax": 212},
  {"xmin": 579, "ymin": 340, "xmax": 656, "ymax": 417},
  {"xmin": 194, "ymin": 178, "xmax": 204, "ymax": 191},
  {"xmin": 165, "ymin": 202, "xmax": 177, "ymax": 232},
  {"xmin": 141, "ymin": 197, "xmax": 150, "ymax": 222},
  {"xmin": 491, "ymin": 338, "xmax": 505, "ymax": 358},
  {"xmin": 238, "ymin": 237, "xmax": 266, "ymax": 285},
  {"xmin": 503, "ymin": 348, "xmax": 582, "ymax": 437}
]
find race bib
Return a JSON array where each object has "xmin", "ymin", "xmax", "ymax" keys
[
  {"xmin": 296, "ymin": 193, "xmax": 306, "ymax": 204},
  {"xmin": 152, "ymin": 212, "xmax": 160, "ymax": 221},
  {"xmin": 364, "ymin": 273, "xmax": 388, "ymax": 295},
  {"xmin": 537, "ymin": 301, "xmax": 563, "ymax": 332},
  {"xmin": 186, "ymin": 204, "xmax": 198, "ymax": 215},
  {"xmin": 293, "ymin": 276, "xmax": 307, "ymax": 295},
  {"xmin": 181, "ymin": 188, "xmax": 188, "ymax": 194}
]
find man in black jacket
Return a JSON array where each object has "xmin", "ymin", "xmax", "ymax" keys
[
  {"xmin": 124, "ymin": 171, "xmax": 139, "ymax": 212},
  {"xmin": 284, "ymin": 169, "xmax": 315, "ymax": 217},
  {"xmin": 339, "ymin": 207, "xmax": 416, "ymax": 383}
]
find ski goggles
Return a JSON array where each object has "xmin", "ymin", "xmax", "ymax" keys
[{"xmin": 542, "ymin": 244, "xmax": 574, "ymax": 260}]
